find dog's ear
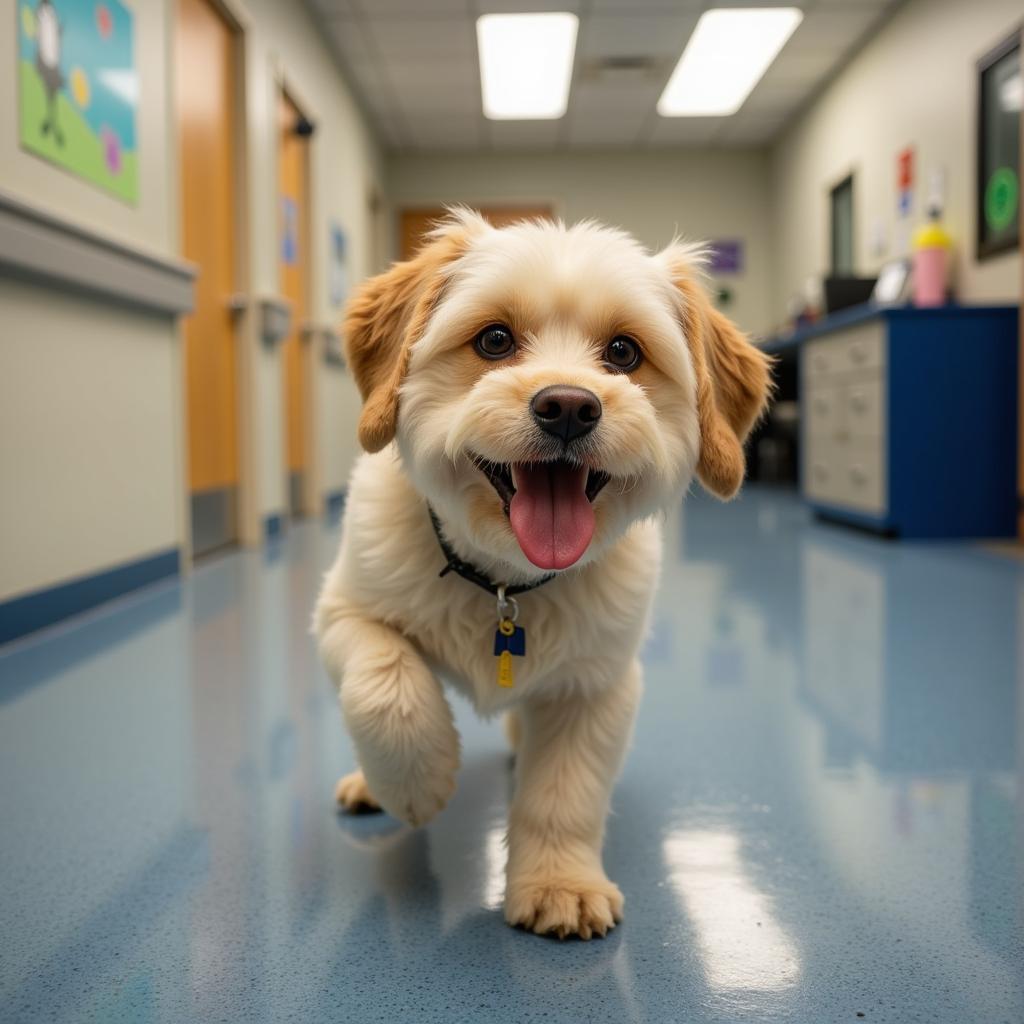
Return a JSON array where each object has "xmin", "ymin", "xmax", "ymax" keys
[
  {"xmin": 344, "ymin": 211, "xmax": 486, "ymax": 452},
  {"xmin": 658, "ymin": 245, "xmax": 773, "ymax": 499}
]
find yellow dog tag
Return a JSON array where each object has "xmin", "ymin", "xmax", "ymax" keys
[{"xmin": 497, "ymin": 649, "xmax": 514, "ymax": 688}]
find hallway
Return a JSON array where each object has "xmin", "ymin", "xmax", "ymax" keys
[{"xmin": 1, "ymin": 488, "xmax": 1021, "ymax": 1023}]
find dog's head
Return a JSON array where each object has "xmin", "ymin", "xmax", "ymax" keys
[{"xmin": 344, "ymin": 210, "xmax": 770, "ymax": 575}]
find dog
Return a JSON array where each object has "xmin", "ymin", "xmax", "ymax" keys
[{"xmin": 314, "ymin": 210, "xmax": 770, "ymax": 939}]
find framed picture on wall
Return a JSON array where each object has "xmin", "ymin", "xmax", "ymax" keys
[
  {"xmin": 976, "ymin": 29, "xmax": 1021, "ymax": 260},
  {"xmin": 16, "ymin": 0, "xmax": 140, "ymax": 204}
]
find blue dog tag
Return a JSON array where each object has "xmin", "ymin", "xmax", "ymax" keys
[{"xmin": 493, "ymin": 623, "xmax": 526, "ymax": 656}]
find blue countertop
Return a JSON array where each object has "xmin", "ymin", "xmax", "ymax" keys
[{"xmin": 759, "ymin": 302, "xmax": 1019, "ymax": 354}]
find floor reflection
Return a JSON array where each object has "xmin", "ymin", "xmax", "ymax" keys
[
  {"xmin": 0, "ymin": 487, "xmax": 1022, "ymax": 1022},
  {"xmin": 663, "ymin": 828, "xmax": 800, "ymax": 992}
]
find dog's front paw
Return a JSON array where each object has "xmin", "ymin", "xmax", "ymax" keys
[
  {"xmin": 363, "ymin": 761, "xmax": 457, "ymax": 828},
  {"xmin": 505, "ymin": 874, "xmax": 624, "ymax": 940},
  {"xmin": 334, "ymin": 769, "xmax": 381, "ymax": 813}
]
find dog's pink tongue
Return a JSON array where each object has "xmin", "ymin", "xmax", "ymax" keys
[{"xmin": 509, "ymin": 463, "xmax": 594, "ymax": 570}]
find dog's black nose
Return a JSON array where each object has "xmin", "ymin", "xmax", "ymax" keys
[{"xmin": 530, "ymin": 386, "xmax": 602, "ymax": 443}]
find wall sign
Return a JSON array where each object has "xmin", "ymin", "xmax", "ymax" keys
[
  {"xmin": 17, "ymin": 1, "xmax": 139, "ymax": 203},
  {"xmin": 329, "ymin": 222, "xmax": 348, "ymax": 309},
  {"xmin": 707, "ymin": 239, "xmax": 744, "ymax": 275},
  {"xmin": 280, "ymin": 196, "xmax": 298, "ymax": 266},
  {"xmin": 897, "ymin": 146, "xmax": 914, "ymax": 217},
  {"xmin": 977, "ymin": 30, "xmax": 1020, "ymax": 259}
]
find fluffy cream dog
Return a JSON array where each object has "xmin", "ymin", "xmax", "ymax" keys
[{"xmin": 314, "ymin": 210, "xmax": 769, "ymax": 939}]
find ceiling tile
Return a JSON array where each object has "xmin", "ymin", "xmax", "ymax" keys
[
  {"xmin": 758, "ymin": 50, "xmax": 842, "ymax": 88},
  {"xmin": 718, "ymin": 114, "xmax": 789, "ymax": 146},
  {"xmin": 393, "ymin": 86, "xmax": 480, "ymax": 118},
  {"xmin": 354, "ymin": 0, "xmax": 470, "ymax": 14},
  {"xmin": 308, "ymin": 0, "xmax": 359, "ymax": 15},
  {"xmin": 475, "ymin": 0, "xmax": 583, "ymax": 12},
  {"xmin": 309, "ymin": 0, "xmax": 904, "ymax": 153},
  {"xmin": 365, "ymin": 17, "xmax": 474, "ymax": 58},
  {"xmin": 374, "ymin": 115, "xmax": 412, "ymax": 150},
  {"xmin": 408, "ymin": 114, "xmax": 484, "ymax": 150},
  {"xmin": 693, "ymin": 0, "xmax": 807, "ymax": 7},
  {"xmin": 570, "ymin": 78, "xmax": 661, "ymax": 118},
  {"xmin": 383, "ymin": 56, "xmax": 476, "ymax": 86},
  {"xmin": 741, "ymin": 81, "xmax": 813, "ymax": 118},
  {"xmin": 646, "ymin": 117, "xmax": 728, "ymax": 146},
  {"xmin": 327, "ymin": 15, "xmax": 373, "ymax": 59},
  {"xmin": 793, "ymin": 5, "xmax": 890, "ymax": 48},
  {"xmin": 589, "ymin": 0, "xmax": 702, "ymax": 11},
  {"xmin": 565, "ymin": 114, "xmax": 642, "ymax": 147},
  {"xmin": 487, "ymin": 120, "xmax": 563, "ymax": 149},
  {"xmin": 577, "ymin": 12, "xmax": 698, "ymax": 61}
]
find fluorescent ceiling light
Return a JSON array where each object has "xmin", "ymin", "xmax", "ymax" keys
[
  {"xmin": 658, "ymin": 7, "xmax": 803, "ymax": 117},
  {"xmin": 477, "ymin": 13, "xmax": 578, "ymax": 120}
]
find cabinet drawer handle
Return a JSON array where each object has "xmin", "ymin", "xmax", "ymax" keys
[
  {"xmin": 850, "ymin": 343, "xmax": 867, "ymax": 364},
  {"xmin": 849, "ymin": 465, "xmax": 867, "ymax": 486},
  {"xmin": 850, "ymin": 393, "xmax": 867, "ymax": 413}
]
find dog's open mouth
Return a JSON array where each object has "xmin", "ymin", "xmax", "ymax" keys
[{"xmin": 473, "ymin": 457, "xmax": 610, "ymax": 571}]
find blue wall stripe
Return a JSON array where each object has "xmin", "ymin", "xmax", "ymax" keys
[{"xmin": 0, "ymin": 549, "xmax": 180, "ymax": 647}]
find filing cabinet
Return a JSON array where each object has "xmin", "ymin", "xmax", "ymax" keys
[{"xmin": 796, "ymin": 306, "xmax": 1018, "ymax": 538}]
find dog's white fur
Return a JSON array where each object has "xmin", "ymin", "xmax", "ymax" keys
[{"xmin": 315, "ymin": 211, "xmax": 770, "ymax": 939}]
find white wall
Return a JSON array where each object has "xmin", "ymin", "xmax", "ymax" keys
[
  {"xmin": 771, "ymin": 0, "xmax": 1022, "ymax": 325},
  {"xmin": 386, "ymin": 149, "xmax": 776, "ymax": 337},
  {"xmin": 0, "ymin": 279, "xmax": 182, "ymax": 601}
]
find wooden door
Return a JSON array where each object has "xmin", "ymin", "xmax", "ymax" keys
[
  {"xmin": 399, "ymin": 206, "xmax": 554, "ymax": 261},
  {"xmin": 176, "ymin": 0, "xmax": 239, "ymax": 557},
  {"xmin": 278, "ymin": 91, "xmax": 311, "ymax": 517}
]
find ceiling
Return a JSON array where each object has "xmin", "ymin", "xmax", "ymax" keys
[{"xmin": 306, "ymin": 0, "xmax": 904, "ymax": 152}]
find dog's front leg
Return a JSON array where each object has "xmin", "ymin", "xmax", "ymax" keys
[
  {"xmin": 318, "ymin": 604, "xmax": 460, "ymax": 827},
  {"xmin": 504, "ymin": 661, "xmax": 642, "ymax": 939}
]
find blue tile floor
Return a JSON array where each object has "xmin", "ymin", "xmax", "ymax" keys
[{"xmin": 1, "ymin": 487, "xmax": 1022, "ymax": 1023}]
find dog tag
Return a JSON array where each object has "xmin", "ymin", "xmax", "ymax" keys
[{"xmin": 494, "ymin": 618, "xmax": 525, "ymax": 687}]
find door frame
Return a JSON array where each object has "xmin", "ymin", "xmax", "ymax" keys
[
  {"xmin": 171, "ymin": 0, "xmax": 258, "ymax": 561},
  {"xmin": 273, "ymin": 66, "xmax": 320, "ymax": 521},
  {"xmin": 394, "ymin": 200, "xmax": 561, "ymax": 263}
]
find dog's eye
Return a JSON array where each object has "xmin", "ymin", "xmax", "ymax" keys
[
  {"xmin": 474, "ymin": 324, "xmax": 516, "ymax": 360},
  {"xmin": 604, "ymin": 336, "xmax": 642, "ymax": 372}
]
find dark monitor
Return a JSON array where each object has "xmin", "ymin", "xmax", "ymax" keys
[{"xmin": 824, "ymin": 275, "xmax": 878, "ymax": 314}]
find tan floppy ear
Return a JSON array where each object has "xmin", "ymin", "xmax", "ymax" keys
[
  {"xmin": 343, "ymin": 212, "xmax": 484, "ymax": 452},
  {"xmin": 661, "ymin": 247, "xmax": 773, "ymax": 499}
]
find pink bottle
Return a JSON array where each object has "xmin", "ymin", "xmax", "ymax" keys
[{"xmin": 911, "ymin": 207, "xmax": 952, "ymax": 307}]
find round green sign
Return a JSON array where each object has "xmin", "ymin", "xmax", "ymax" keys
[{"xmin": 985, "ymin": 167, "xmax": 1019, "ymax": 233}]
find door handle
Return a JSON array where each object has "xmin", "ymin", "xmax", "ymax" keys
[{"xmin": 226, "ymin": 294, "xmax": 248, "ymax": 314}]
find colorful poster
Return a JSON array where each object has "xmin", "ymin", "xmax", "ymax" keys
[{"xmin": 17, "ymin": 1, "xmax": 138, "ymax": 203}]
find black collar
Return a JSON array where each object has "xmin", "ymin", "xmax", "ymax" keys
[{"xmin": 428, "ymin": 506, "xmax": 555, "ymax": 597}]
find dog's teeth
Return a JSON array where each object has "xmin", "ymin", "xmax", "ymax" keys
[{"xmin": 511, "ymin": 465, "xmax": 519, "ymax": 490}]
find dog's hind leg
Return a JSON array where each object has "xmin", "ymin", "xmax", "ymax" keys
[
  {"xmin": 317, "ymin": 600, "xmax": 461, "ymax": 828},
  {"xmin": 503, "ymin": 660, "xmax": 642, "ymax": 939}
]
